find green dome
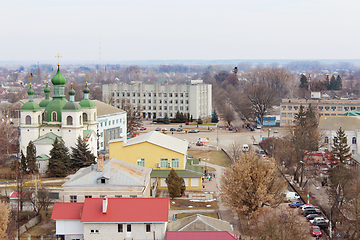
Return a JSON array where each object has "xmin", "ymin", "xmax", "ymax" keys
[
  {"xmin": 69, "ymin": 87, "xmax": 76, "ymax": 96},
  {"xmin": 27, "ymin": 84, "xmax": 34, "ymax": 95},
  {"xmin": 51, "ymin": 64, "xmax": 67, "ymax": 86},
  {"xmin": 44, "ymin": 98, "xmax": 68, "ymax": 122},
  {"xmin": 44, "ymin": 82, "xmax": 51, "ymax": 94},
  {"xmin": 79, "ymin": 99, "xmax": 97, "ymax": 108},
  {"xmin": 83, "ymin": 83, "xmax": 90, "ymax": 94},
  {"xmin": 63, "ymin": 101, "xmax": 82, "ymax": 111},
  {"xmin": 39, "ymin": 99, "xmax": 51, "ymax": 108},
  {"xmin": 22, "ymin": 101, "xmax": 41, "ymax": 111}
]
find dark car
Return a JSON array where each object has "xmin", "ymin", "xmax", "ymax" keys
[
  {"xmin": 177, "ymin": 128, "xmax": 183, "ymax": 132},
  {"xmin": 250, "ymin": 127, "xmax": 255, "ymax": 131},
  {"xmin": 170, "ymin": 128, "xmax": 176, "ymax": 131},
  {"xmin": 306, "ymin": 214, "xmax": 320, "ymax": 221},
  {"xmin": 303, "ymin": 208, "xmax": 321, "ymax": 216},
  {"xmin": 289, "ymin": 200, "xmax": 304, "ymax": 208},
  {"xmin": 196, "ymin": 141, "xmax": 204, "ymax": 146}
]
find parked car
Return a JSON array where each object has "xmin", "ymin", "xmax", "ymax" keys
[
  {"xmin": 242, "ymin": 144, "xmax": 249, "ymax": 152},
  {"xmin": 189, "ymin": 129, "xmax": 200, "ymax": 133},
  {"xmin": 140, "ymin": 127, "xmax": 147, "ymax": 130},
  {"xmin": 310, "ymin": 225, "xmax": 322, "ymax": 237},
  {"xmin": 303, "ymin": 208, "xmax": 321, "ymax": 216},
  {"xmin": 162, "ymin": 128, "xmax": 167, "ymax": 131},
  {"xmin": 310, "ymin": 217, "xmax": 329, "ymax": 228},
  {"xmin": 283, "ymin": 190, "xmax": 300, "ymax": 202},
  {"xmin": 250, "ymin": 127, "xmax": 255, "ymax": 131},
  {"xmin": 253, "ymin": 140, "xmax": 258, "ymax": 145},
  {"xmin": 170, "ymin": 128, "xmax": 176, "ymax": 131},
  {"xmin": 155, "ymin": 127, "xmax": 162, "ymax": 131},
  {"xmin": 274, "ymin": 129, "xmax": 279, "ymax": 133},
  {"xmin": 196, "ymin": 141, "xmax": 204, "ymax": 146},
  {"xmin": 289, "ymin": 200, "xmax": 304, "ymax": 208},
  {"xmin": 177, "ymin": 128, "xmax": 183, "ymax": 132},
  {"xmin": 306, "ymin": 214, "xmax": 320, "ymax": 221},
  {"xmin": 229, "ymin": 126, "xmax": 233, "ymax": 131}
]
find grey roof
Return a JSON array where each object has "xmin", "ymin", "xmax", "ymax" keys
[
  {"xmin": 123, "ymin": 131, "xmax": 188, "ymax": 155},
  {"xmin": 318, "ymin": 116, "xmax": 360, "ymax": 131},
  {"xmin": 33, "ymin": 132, "xmax": 61, "ymax": 145},
  {"xmin": 167, "ymin": 214, "xmax": 233, "ymax": 232},
  {"xmin": 92, "ymin": 100, "xmax": 125, "ymax": 117},
  {"xmin": 62, "ymin": 158, "xmax": 152, "ymax": 188}
]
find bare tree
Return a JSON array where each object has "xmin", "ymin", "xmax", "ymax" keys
[
  {"xmin": 222, "ymin": 105, "xmax": 235, "ymax": 126},
  {"xmin": 119, "ymin": 99, "xmax": 142, "ymax": 135},
  {"xmin": 221, "ymin": 151, "xmax": 285, "ymax": 217},
  {"xmin": 236, "ymin": 85, "xmax": 279, "ymax": 123},
  {"xmin": 0, "ymin": 120, "xmax": 19, "ymax": 160},
  {"xmin": 227, "ymin": 141, "xmax": 243, "ymax": 163},
  {"xmin": 0, "ymin": 201, "xmax": 10, "ymax": 240}
]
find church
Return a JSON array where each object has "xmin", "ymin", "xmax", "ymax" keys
[{"xmin": 20, "ymin": 64, "xmax": 98, "ymax": 173}]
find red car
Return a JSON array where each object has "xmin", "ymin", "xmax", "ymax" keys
[
  {"xmin": 155, "ymin": 127, "xmax": 161, "ymax": 131},
  {"xmin": 140, "ymin": 127, "xmax": 147, "ymax": 130},
  {"xmin": 311, "ymin": 225, "xmax": 322, "ymax": 237}
]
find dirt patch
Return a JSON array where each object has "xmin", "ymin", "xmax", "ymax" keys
[{"xmin": 170, "ymin": 198, "xmax": 218, "ymax": 210}]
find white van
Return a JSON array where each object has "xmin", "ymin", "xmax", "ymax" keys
[
  {"xmin": 283, "ymin": 190, "xmax": 300, "ymax": 202},
  {"xmin": 242, "ymin": 144, "xmax": 249, "ymax": 152}
]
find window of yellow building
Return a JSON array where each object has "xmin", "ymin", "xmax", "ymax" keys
[
  {"xmin": 171, "ymin": 159, "xmax": 179, "ymax": 168},
  {"xmin": 137, "ymin": 159, "xmax": 145, "ymax": 167},
  {"xmin": 161, "ymin": 159, "xmax": 168, "ymax": 168}
]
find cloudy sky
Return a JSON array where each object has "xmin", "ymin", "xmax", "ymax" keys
[{"xmin": 1, "ymin": 0, "xmax": 359, "ymax": 62}]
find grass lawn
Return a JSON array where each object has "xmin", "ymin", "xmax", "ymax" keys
[
  {"xmin": 176, "ymin": 212, "xmax": 218, "ymax": 219},
  {"xmin": 170, "ymin": 199, "xmax": 218, "ymax": 210},
  {"xmin": 188, "ymin": 150, "xmax": 231, "ymax": 167}
]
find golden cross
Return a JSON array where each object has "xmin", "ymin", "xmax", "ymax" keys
[{"xmin": 55, "ymin": 53, "xmax": 62, "ymax": 64}]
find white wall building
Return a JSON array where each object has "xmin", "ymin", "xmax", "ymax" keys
[{"xmin": 102, "ymin": 81, "xmax": 212, "ymax": 120}]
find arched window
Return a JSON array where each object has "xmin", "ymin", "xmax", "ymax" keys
[
  {"xmin": 94, "ymin": 112, "xmax": 96, "ymax": 121},
  {"xmin": 67, "ymin": 116, "xmax": 73, "ymax": 125},
  {"xmin": 352, "ymin": 137, "xmax": 356, "ymax": 145},
  {"xmin": 25, "ymin": 115, "xmax": 31, "ymax": 125},
  {"xmin": 52, "ymin": 112, "xmax": 57, "ymax": 121},
  {"xmin": 79, "ymin": 116, "xmax": 82, "ymax": 124},
  {"xmin": 83, "ymin": 112, "xmax": 88, "ymax": 122},
  {"xmin": 44, "ymin": 111, "xmax": 47, "ymax": 121},
  {"xmin": 324, "ymin": 137, "xmax": 329, "ymax": 144},
  {"xmin": 38, "ymin": 115, "xmax": 40, "ymax": 124}
]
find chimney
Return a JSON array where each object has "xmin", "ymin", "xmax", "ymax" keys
[
  {"xmin": 97, "ymin": 157, "xmax": 104, "ymax": 172},
  {"xmin": 102, "ymin": 196, "xmax": 108, "ymax": 214}
]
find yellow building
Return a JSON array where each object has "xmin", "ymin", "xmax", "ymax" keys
[
  {"xmin": 109, "ymin": 131, "xmax": 203, "ymax": 190},
  {"xmin": 109, "ymin": 131, "xmax": 188, "ymax": 169}
]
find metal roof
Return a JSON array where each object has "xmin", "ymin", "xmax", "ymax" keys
[
  {"xmin": 62, "ymin": 158, "xmax": 152, "ymax": 188},
  {"xmin": 318, "ymin": 116, "xmax": 360, "ymax": 131},
  {"xmin": 123, "ymin": 131, "xmax": 188, "ymax": 155},
  {"xmin": 167, "ymin": 214, "xmax": 233, "ymax": 232}
]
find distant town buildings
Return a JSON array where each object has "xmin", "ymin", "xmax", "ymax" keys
[
  {"xmin": 280, "ymin": 92, "xmax": 360, "ymax": 127},
  {"xmin": 102, "ymin": 81, "xmax": 212, "ymax": 120}
]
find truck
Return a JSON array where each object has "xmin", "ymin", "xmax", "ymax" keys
[{"xmin": 282, "ymin": 190, "xmax": 300, "ymax": 202}]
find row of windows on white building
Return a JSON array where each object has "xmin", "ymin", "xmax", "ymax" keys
[{"xmin": 25, "ymin": 112, "xmax": 95, "ymax": 125}]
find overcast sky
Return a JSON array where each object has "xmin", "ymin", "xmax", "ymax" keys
[{"xmin": 1, "ymin": 0, "xmax": 359, "ymax": 62}]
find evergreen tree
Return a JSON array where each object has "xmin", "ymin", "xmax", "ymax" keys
[
  {"xmin": 190, "ymin": 115, "xmax": 193, "ymax": 122},
  {"xmin": 163, "ymin": 113, "xmax": 170, "ymax": 124},
  {"xmin": 186, "ymin": 113, "xmax": 190, "ymax": 122},
  {"xmin": 211, "ymin": 109, "xmax": 219, "ymax": 123},
  {"xmin": 299, "ymin": 74, "xmax": 308, "ymax": 89},
  {"xmin": 179, "ymin": 112, "xmax": 186, "ymax": 122},
  {"xmin": 175, "ymin": 111, "xmax": 181, "ymax": 120},
  {"xmin": 20, "ymin": 151, "xmax": 27, "ymax": 174},
  {"xmin": 335, "ymin": 75, "xmax": 342, "ymax": 90},
  {"xmin": 48, "ymin": 138, "xmax": 70, "ymax": 177},
  {"xmin": 165, "ymin": 169, "xmax": 186, "ymax": 199},
  {"xmin": 331, "ymin": 127, "xmax": 351, "ymax": 165},
  {"xmin": 26, "ymin": 141, "xmax": 38, "ymax": 174},
  {"xmin": 329, "ymin": 75, "xmax": 336, "ymax": 90},
  {"xmin": 70, "ymin": 136, "xmax": 96, "ymax": 172},
  {"xmin": 197, "ymin": 117, "xmax": 203, "ymax": 125}
]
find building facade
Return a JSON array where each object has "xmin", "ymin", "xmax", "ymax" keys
[
  {"xmin": 102, "ymin": 82, "xmax": 212, "ymax": 120},
  {"xmin": 280, "ymin": 97, "xmax": 360, "ymax": 127},
  {"xmin": 20, "ymin": 64, "xmax": 98, "ymax": 173}
]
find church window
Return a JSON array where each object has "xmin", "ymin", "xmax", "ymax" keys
[
  {"xmin": 79, "ymin": 116, "xmax": 82, "ymax": 124},
  {"xmin": 83, "ymin": 113, "xmax": 88, "ymax": 122},
  {"xmin": 38, "ymin": 115, "xmax": 40, "ymax": 124},
  {"xmin": 25, "ymin": 115, "xmax": 31, "ymax": 125},
  {"xmin": 352, "ymin": 137, "xmax": 356, "ymax": 144},
  {"xmin": 44, "ymin": 111, "xmax": 47, "ymax": 121},
  {"xmin": 94, "ymin": 113, "xmax": 96, "ymax": 120},
  {"xmin": 67, "ymin": 116, "xmax": 73, "ymax": 125},
  {"xmin": 52, "ymin": 112, "xmax": 57, "ymax": 121}
]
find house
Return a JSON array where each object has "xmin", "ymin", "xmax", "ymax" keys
[
  {"xmin": 165, "ymin": 231, "xmax": 239, "ymax": 240},
  {"xmin": 318, "ymin": 116, "xmax": 360, "ymax": 154},
  {"xmin": 167, "ymin": 214, "xmax": 234, "ymax": 232},
  {"xmin": 51, "ymin": 197, "xmax": 169, "ymax": 240},
  {"xmin": 109, "ymin": 131, "xmax": 188, "ymax": 170},
  {"xmin": 61, "ymin": 157, "xmax": 152, "ymax": 202},
  {"xmin": 51, "ymin": 202, "xmax": 84, "ymax": 240}
]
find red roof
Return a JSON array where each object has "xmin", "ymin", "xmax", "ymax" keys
[
  {"xmin": 165, "ymin": 231, "xmax": 239, "ymax": 240},
  {"xmin": 10, "ymin": 191, "xmax": 32, "ymax": 199},
  {"xmin": 51, "ymin": 202, "xmax": 84, "ymax": 220},
  {"xmin": 81, "ymin": 198, "xmax": 169, "ymax": 223}
]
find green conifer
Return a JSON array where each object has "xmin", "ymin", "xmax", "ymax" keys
[
  {"xmin": 48, "ymin": 138, "xmax": 70, "ymax": 177},
  {"xmin": 165, "ymin": 169, "xmax": 186, "ymax": 199},
  {"xmin": 70, "ymin": 136, "xmax": 96, "ymax": 172},
  {"xmin": 26, "ymin": 141, "xmax": 38, "ymax": 174}
]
